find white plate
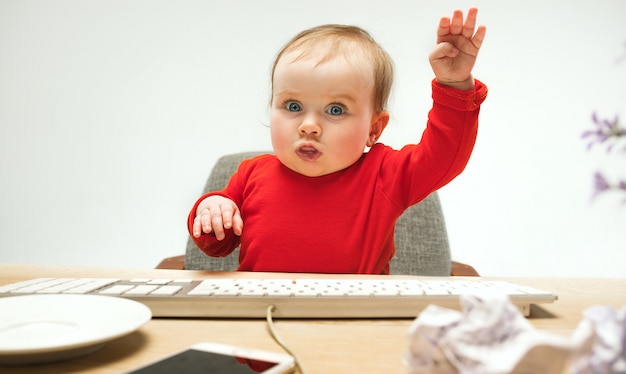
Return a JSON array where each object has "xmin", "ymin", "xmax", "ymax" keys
[{"xmin": 0, "ymin": 294, "xmax": 152, "ymax": 365}]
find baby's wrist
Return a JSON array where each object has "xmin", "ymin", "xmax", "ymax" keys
[{"xmin": 435, "ymin": 76, "xmax": 474, "ymax": 91}]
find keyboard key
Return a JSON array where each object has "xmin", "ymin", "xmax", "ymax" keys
[
  {"xmin": 130, "ymin": 278, "xmax": 151, "ymax": 283},
  {"xmin": 125, "ymin": 285, "xmax": 159, "ymax": 295},
  {"xmin": 100, "ymin": 285, "xmax": 135, "ymax": 295},
  {"xmin": 150, "ymin": 285, "xmax": 182, "ymax": 296}
]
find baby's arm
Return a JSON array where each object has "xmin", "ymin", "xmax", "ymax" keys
[
  {"xmin": 191, "ymin": 195, "xmax": 243, "ymax": 240},
  {"xmin": 429, "ymin": 7, "xmax": 486, "ymax": 91}
]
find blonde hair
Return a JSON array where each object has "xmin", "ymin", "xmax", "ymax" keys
[{"xmin": 271, "ymin": 24, "xmax": 394, "ymax": 112}]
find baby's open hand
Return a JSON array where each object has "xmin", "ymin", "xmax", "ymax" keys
[
  {"xmin": 430, "ymin": 7, "xmax": 486, "ymax": 90},
  {"xmin": 192, "ymin": 195, "xmax": 243, "ymax": 240}
]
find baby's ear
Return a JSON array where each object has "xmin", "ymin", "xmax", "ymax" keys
[{"xmin": 367, "ymin": 111, "xmax": 390, "ymax": 146}]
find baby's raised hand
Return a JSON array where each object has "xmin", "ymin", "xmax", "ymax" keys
[
  {"xmin": 429, "ymin": 7, "xmax": 486, "ymax": 90},
  {"xmin": 192, "ymin": 195, "xmax": 243, "ymax": 240}
]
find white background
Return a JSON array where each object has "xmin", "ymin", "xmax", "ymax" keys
[{"xmin": 1, "ymin": 0, "xmax": 625, "ymax": 277}]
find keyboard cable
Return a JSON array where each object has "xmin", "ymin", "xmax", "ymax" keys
[{"xmin": 266, "ymin": 304, "xmax": 308, "ymax": 374}]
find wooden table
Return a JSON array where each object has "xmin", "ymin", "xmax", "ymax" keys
[{"xmin": 0, "ymin": 263, "xmax": 624, "ymax": 374}]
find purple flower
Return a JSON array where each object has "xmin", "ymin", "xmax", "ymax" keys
[
  {"xmin": 582, "ymin": 42, "xmax": 625, "ymax": 205},
  {"xmin": 591, "ymin": 172, "xmax": 626, "ymax": 204},
  {"xmin": 582, "ymin": 113, "xmax": 626, "ymax": 152},
  {"xmin": 592, "ymin": 172, "xmax": 611, "ymax": 199}
]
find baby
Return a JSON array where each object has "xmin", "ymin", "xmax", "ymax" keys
[{"xmin": 188, "ymin": 8, "xmax": 487, "ymax": 274}]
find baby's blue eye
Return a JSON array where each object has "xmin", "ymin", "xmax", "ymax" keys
[
  {"xmin": 286, "ymin": 102, "xmax": 302, "ymax": 112},
  {"xmin": 326, "ymin": 105, "xmax": 344, "ymax": 116}
]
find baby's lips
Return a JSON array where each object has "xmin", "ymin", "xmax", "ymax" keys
[
  {"xmin": 297, "ymin": 145, "xmax": 318, "ymax": 154},
  {"xmin": 296, "ymin": 145, "xmax": 322, "ymax": 161}
]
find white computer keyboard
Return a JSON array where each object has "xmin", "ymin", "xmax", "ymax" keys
[{"xmin": 0, "ymin": 277, "xmax": 557, "ymax": 318}]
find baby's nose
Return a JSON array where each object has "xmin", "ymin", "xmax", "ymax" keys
[{"xmin": 298, "ymin": 117, "xmax": 322, "ymax": 136}]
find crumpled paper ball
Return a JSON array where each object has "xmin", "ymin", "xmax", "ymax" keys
[
  {"xmin": 405, "ymin": 293, "xmax": 601, "ymax": 374},
  {"xmin": 570, "ymin": 305, "xmax": 626, "ymax": 374}
]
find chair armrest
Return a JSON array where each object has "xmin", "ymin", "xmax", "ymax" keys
[
  {"xmin": 450, "ymin": 261, "xmax": 479, "ymax": 276},
  {"xmin": 156, "ymin": 255, "xmax": 185, "ymax": 270}
]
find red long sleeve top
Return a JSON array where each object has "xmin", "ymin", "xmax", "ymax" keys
[{"xmin": 188, "ymin": 79, "xmax": 487, "ymax": 274}]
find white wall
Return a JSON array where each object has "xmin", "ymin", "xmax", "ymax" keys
[{"xmin": 1, "ymin": 0, "xmax": 624, "ymax": 277}]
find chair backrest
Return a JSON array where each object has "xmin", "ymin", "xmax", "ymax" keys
[{"xmin": 185, "ymin": 152, "xmax": 452, "ymax": 275}]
